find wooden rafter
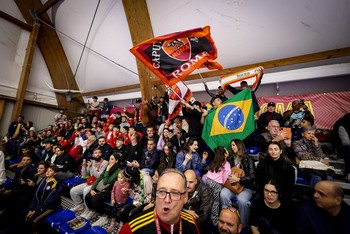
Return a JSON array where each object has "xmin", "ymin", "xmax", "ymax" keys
[
  {"xmin": 0, "ymin": 10, "xmax": 32, "ymax": 31},
  {"xmin": 11, "ymin": 23, "xmax": 40, "ymax": 120},
  {"xmin": 36, "ymin": 0, "xmax": 60, "ymax": 16},
  {"xmin": 122, "ymin": 0, "xmax": 164, "ymax": 102},
  {"xmin": 179, "ymin": 47, "xmax": 350, "ymax": 85},
  {"xmin": 14, "ymin": 0, "xmax": 84, "ymax": 118},
  {"xmin": 76, "ymin": 47, "xmax": 350, "ymax": 97}
]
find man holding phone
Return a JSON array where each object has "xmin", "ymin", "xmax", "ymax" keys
[{"xmin": 260, "ymin": 120, "xmax": 294, "ymax": 160}]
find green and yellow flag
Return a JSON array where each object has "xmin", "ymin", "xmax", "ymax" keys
[{"xmin": 202, "ymin": 89, "xmax": 255, "ymax": 151}]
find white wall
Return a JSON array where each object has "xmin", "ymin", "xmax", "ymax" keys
[{"xmin": 0, "ymin": 103, "xmax": 58, "ymax": 138}]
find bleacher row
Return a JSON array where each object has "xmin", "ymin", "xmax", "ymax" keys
[
  {"xmin": 3, "ymin": 169, "xmax": 131, "ymax": 234},
  {"xmin": 4, "ymin": 143, "xmax": 350, "ymax": 233}
]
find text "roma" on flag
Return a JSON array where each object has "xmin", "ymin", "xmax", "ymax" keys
[
  {"xmin": 130, "ymin": 26, "xmax": 222, "ymax": 86},
  {"xmin": 201, "ymin": 89, "xmax": 255, "ymax": 151}
]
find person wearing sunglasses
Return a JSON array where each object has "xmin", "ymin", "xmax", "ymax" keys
[
  {"xmin": 218, "ymin": 206, "xmax": 242, "ymax": 234},
  {"xmin": 119, "ymin": 168, "xmax": 200, "ymax": 233},
  {"xmin": 251, "ymin": 180, "xmax": 294, "ymax": 234}
]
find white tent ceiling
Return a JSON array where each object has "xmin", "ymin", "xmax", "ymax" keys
[{"xmin": 0, "ymin": 0, "xmax": 350, "ymax": 105}]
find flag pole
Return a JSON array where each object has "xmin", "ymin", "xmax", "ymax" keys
[
  {"xmin": 167, "ymin": 85, "xmax": 183, "ymax": 100},
  {"xmin": 198, "ymin": 72, "xmax": 206, "ymax": 83}
]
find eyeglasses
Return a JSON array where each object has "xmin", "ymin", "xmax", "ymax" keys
[
  {"xmin": 156, "ymin": 190, "xmax": 186, "ymax": 201},
  {"xmin": 221, "ymin": 207, "xmax": 240, "ymax": 218},
  {"xmin": 264, "ymin": 188, "xmax": 278, "ymax": 196}
]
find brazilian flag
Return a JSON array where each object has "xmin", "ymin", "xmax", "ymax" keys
[{"xmin": 202, "ymin": 89, "xmax": 255, "ymax": 151}]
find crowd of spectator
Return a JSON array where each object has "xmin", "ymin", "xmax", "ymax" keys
[{"xmin": 0, "ymin": 83, "xmax": 350, "ymax": 234}]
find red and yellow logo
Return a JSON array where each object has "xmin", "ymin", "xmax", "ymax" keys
[{"xmin": 163, "ymin": 38, "xmax": 191, "ymax": 61}]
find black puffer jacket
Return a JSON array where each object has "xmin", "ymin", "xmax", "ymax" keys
[{"xmin": 183, "ymin": 176, "xmax": 212, "ymax": 224}]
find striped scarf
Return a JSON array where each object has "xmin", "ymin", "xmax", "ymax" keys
[{"xmin": 140, "ymin": 172, "xmax": 145, "ymax": 205}]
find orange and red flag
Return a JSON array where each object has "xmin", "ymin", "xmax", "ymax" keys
[
  {"xmin": 130, "ymin": 26, "xmax": 222, "ymax": 86},
  {"xmin": 168, "ymin": 81, "xmax": 193, "ymax": 121}
]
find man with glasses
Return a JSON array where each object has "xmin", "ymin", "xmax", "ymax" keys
[
  {"xmin": 218, "ymin": 207, "xmax": 242, "ymax": 234},
  {"xmin": 260, "ymin": 120, "xmax": 294, "ymax": 159},
  {"xmin": 119, "ymin": 168, "xmax": 200, "ymax": 233}
]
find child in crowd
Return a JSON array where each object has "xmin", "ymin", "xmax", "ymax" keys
[
  {"xmin": 107, "ymin": 169, "xmax": 131, "ymax": 232},
  {"xmin": 205, "ymin": 146, "xmax": 231, "ymax": 226},
  {"xmin": 105, "ymin": 124, "xmax": 115, "ymax": 148},
  {"xmin": 121, "ymin": 126, "xmax": 131, "ymax": 145}
]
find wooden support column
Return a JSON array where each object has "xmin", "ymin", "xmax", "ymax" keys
[
  {"xmin": 11, "ymin": 23, "xmax": 40, "ymax": 121},
  {"xmin": 122, "ymin": 0, "xmax": 164, "ymax": 101},
  {"xmin": 0, "ymin": 99, "xmax": 5, "ymax": 121},
  {"xmin": 15, "ymin": 0, "xmax": 85, "ymax": 118}
]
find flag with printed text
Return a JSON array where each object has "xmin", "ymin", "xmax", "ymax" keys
[{"xmin": 130, "ymin": 26, "xmax": 222, "ymax": 86}]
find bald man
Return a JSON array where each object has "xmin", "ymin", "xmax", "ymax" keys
[
  {"xmin": 183, "ymin": 170, "xmax": 212, "ymax": 233},
  {"xmin": 297, "ymin": 181, "xmax": 350, "ymax": 234},
  {"xmin": 218, "ymin": 207, "xmax": 242, "ymax": 234}
]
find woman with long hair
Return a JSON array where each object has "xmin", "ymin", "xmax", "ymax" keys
[
  {"xmin": 156, "ymin": 126, "xmax": 172, "ymax": 151},
  {"xmin": 82, "ymin": 154, "xmax": 121, "ymax": 227},
  {"xmin": 220, "ymin": 139, "xmax": 256, "ymax": 228},
  {"xmin": 256, "ymin": 142, "xmax": 295, "ymax": 202},
  {"xmin": 205, "ymin": 146, "xmax": 231, "ymax": 226},
  {"xmin": 118, "ymin": 166, "xmax": 153, "ymax": 224},
  {"xmin": 251, "ymin": 180, "xmax": 294, "ymax": 234},
  {"xmin": 158, "ymin": 142, "xmax": 176, "ymax": 171},
  {"xmin": 175, "ymin": 138, "xmax": 208, "ymax": 173}
]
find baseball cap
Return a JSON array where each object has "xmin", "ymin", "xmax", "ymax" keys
[{"xmin": 267, "ymin": 102, "xmax": 276, "ymax": 107}]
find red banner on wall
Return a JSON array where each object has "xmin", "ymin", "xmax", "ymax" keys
[{"xmin": 257, "ymin": 91, "xmax": 350, "ymax": 129}]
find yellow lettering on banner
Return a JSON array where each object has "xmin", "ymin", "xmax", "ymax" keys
[
  {"xmin": 258, "ymin": 101, "xmax": 315, "ymax": 117},
  {"xmin": 275, "ymin": 103, "xmax": 285, "ymax": 115}
]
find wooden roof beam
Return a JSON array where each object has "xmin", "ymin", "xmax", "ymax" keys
[
  {"xmin": 36, "ymin": 0, "xmax": 60, "ymax": 16},
  {"xmin": 153, "ymin": 47, "xmax": 350, "ymax": 85},
  {"xmin": 122, "ymin": 0, "xmax": 162, "ymax": 102},
  {"xmin": 15, "ymin": 0, "xmax": 84, "ymax": 119},
  {"xmin": 71, "ymin": 84, "xmax": 141, "ymax": 98},
  {"xmin": 75, "ymin": 47, "xmax": 350, "ymax": 97},
  {"xmin": 11, "ymin": 23, "xmax": 40, "ymax": 120},
  {"xmin": 0, "ymin": 10, "xmax": 32, "ymax": 31}
]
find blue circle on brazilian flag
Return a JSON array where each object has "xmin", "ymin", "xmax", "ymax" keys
[{"xmin": 218, "ymin": 105, "xmax": 244, "ymax": 130}]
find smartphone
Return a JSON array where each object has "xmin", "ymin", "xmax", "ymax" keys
[{"xmin": 281, "ymin": 127, "xmax": 292, "ymax": 139}]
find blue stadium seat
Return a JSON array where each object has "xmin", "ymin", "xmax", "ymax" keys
[
  {"xmin": 246, "ymin": 147, "xmax": 259, "ymax": 154},
  {"xmin": 2, "ymin": 176, "xmax": 13, "ymax": 188},
  {"xmin": 61, "ymin": 176, "xmax": 86, "ymax": 187},
  {"xmin": 296, "ymin": 177, "xmax": 309, "ymax": 186},
  {"xmin": 80, "ymin": 226, "xmax": 107, "ymax": 234},
  {"xmin": 45, "ymin": 208, "xmax": 76, "ymax": 230},
  {"xmin": 5, "ymin": 157, "xmax": 21, "ymax": 165}
]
